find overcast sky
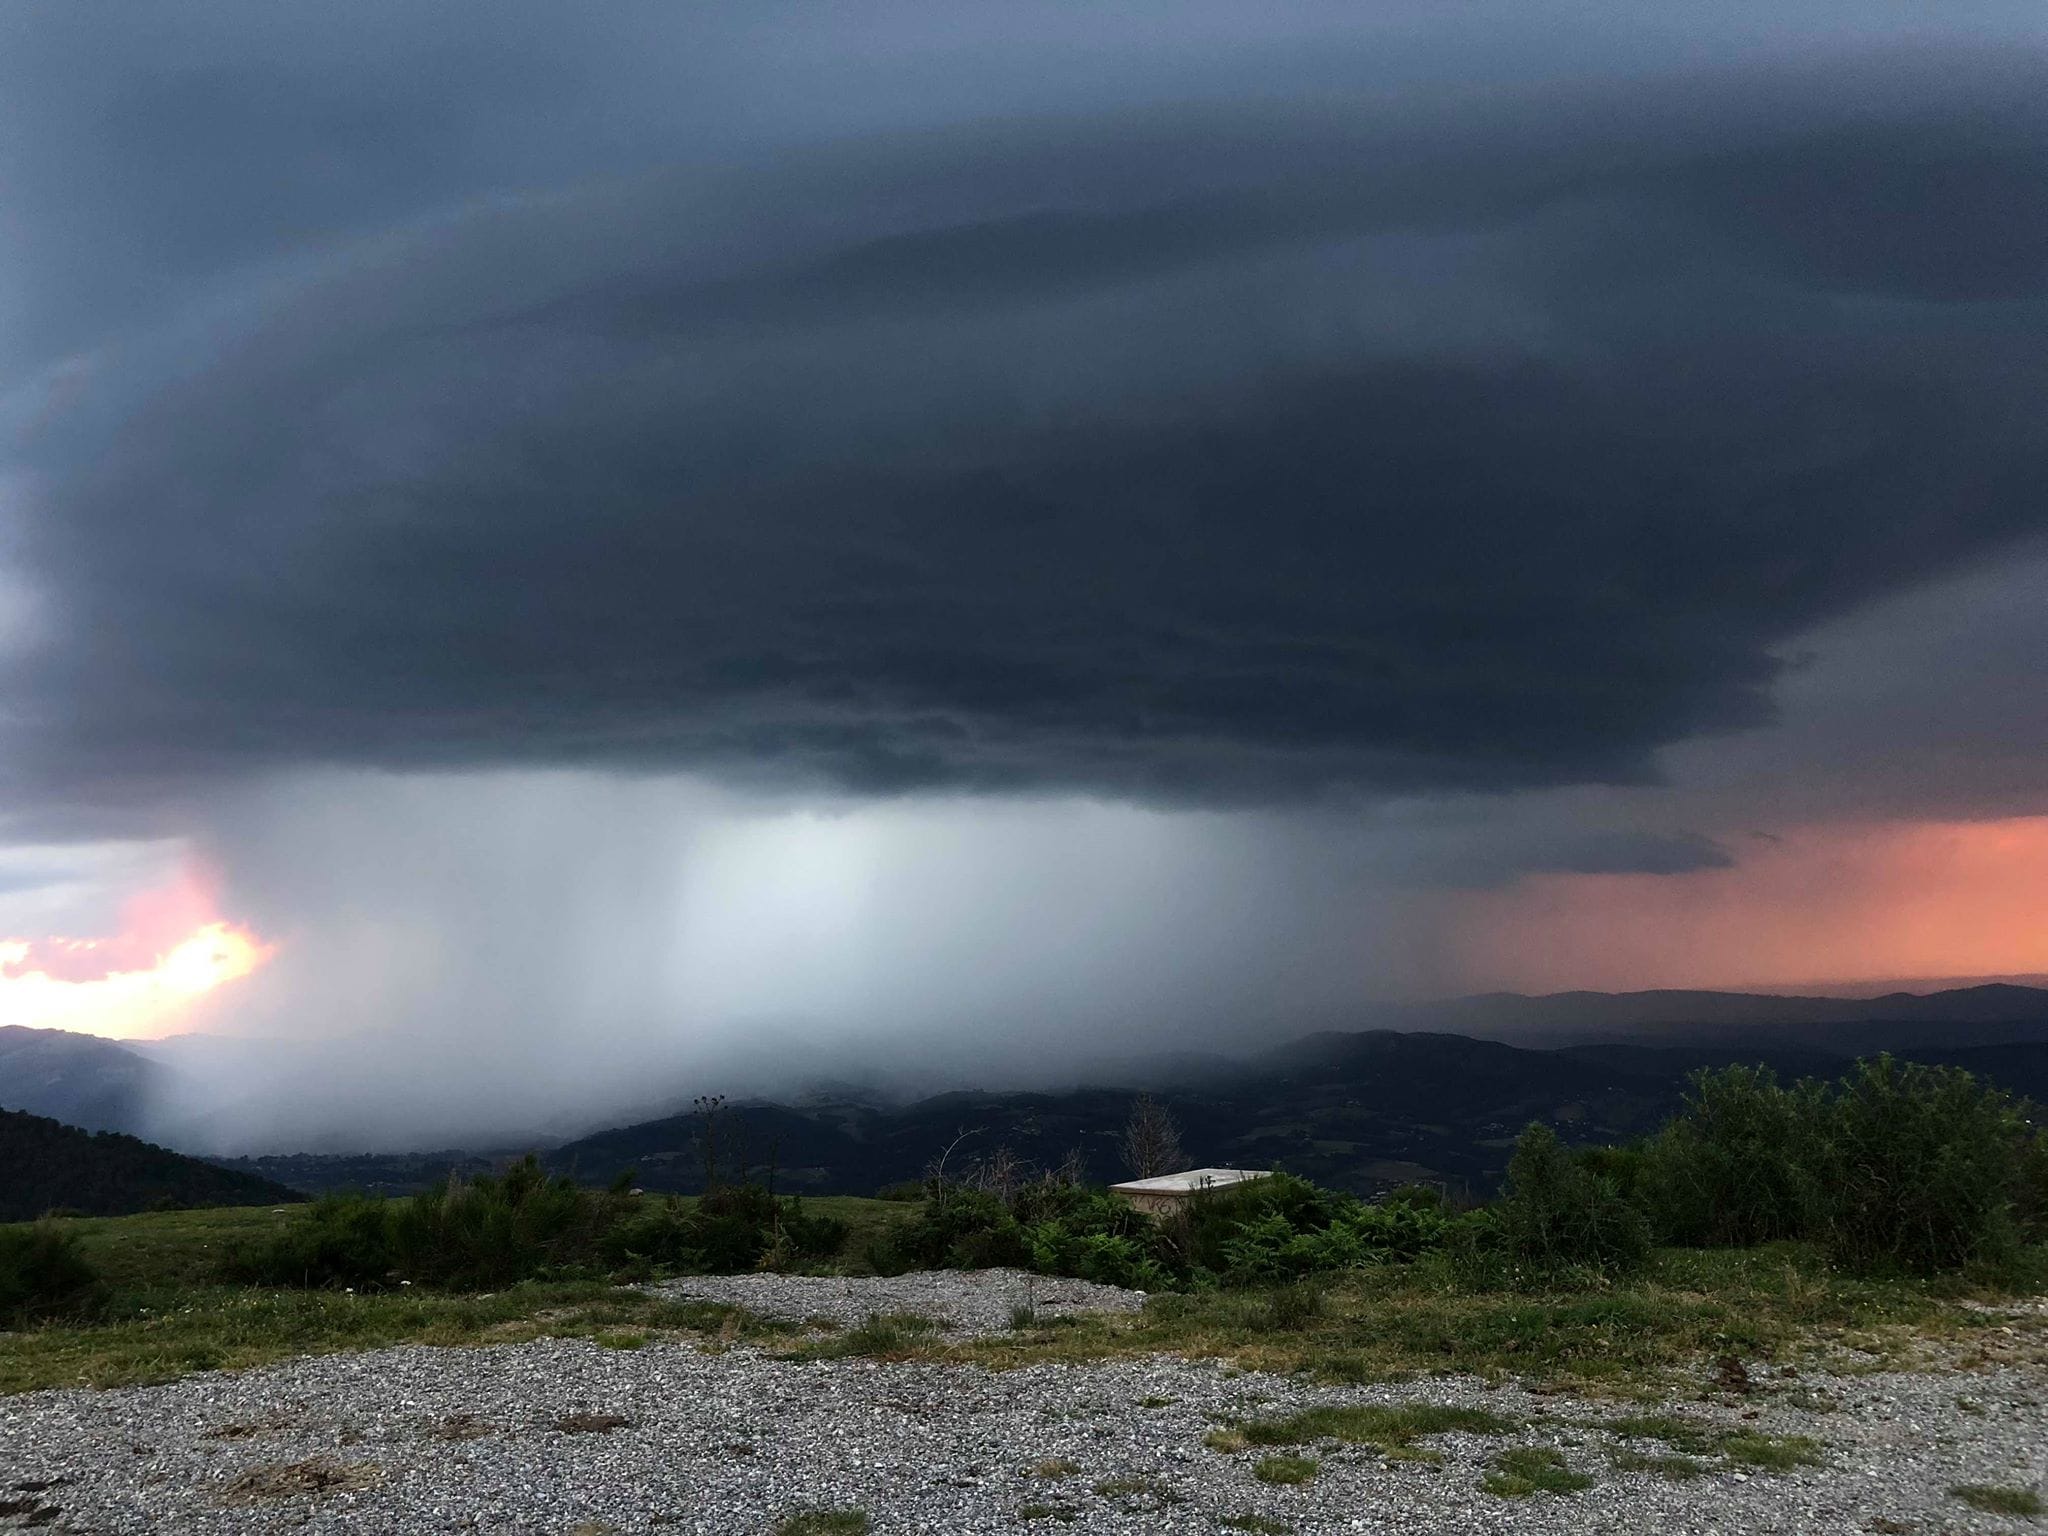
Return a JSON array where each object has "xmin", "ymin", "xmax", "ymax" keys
[{"xmin": 2, "ymin": 3, "xmax": 2045, "ymax": 1147}]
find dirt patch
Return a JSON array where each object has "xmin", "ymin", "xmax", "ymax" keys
[
  {"xmin": 429, "ymin": 1413, "xmax": 494, "ymax": 1441},
  {"xmin": 221, "ymin": 1457, "xmax": 382, "ymax": 1503},
  {"xmin": 0, "ymin": 1496, "xmax": 62, "ymax": 1527},
  {"xmin": 554, "ymin": 1412, "xmax": 634, "ymax": 1434}
]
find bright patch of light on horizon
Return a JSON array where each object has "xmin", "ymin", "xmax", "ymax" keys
[{"xmin": 0, "ymin": 874, "xmax": 276, "ymax": 1039}]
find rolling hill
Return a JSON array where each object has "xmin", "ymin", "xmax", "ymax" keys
[
  {"xmin": 207, "ymin": 1027, "xmax": 2048, "ymax": 1201},
  {"xmin": 0, "ymin": 1109, "xmax": 304, "ymax": 1222},
  {"xmin": 0, "ymin": 1025, "xmax": 163, "ymax": 1135}
]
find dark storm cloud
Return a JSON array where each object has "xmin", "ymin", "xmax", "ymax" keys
[
  {"xmin": 1417, "ymin": 830, "xmax": 1736, "ymax": 890},
  {"xmin": 6, "ymin": 13, "xmax": 2048, "ymax": 821}
]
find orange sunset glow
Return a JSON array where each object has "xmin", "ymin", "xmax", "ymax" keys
[
  {"xmin": 1452, "ymin": 815, "xmax": 2048, "ymax": 995},
  {"xmin": 0, "ymin": 875, "xmax": 275, "ymax": 1039}
]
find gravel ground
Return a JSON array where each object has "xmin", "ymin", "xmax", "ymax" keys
[
  {"xmin": 646, "ymin": 1268, "xmax": 1148, "ymax": 1334},
  {"xmin": 2, "ymin": 1279, "xmax": 2044, "ymax": 1534}
]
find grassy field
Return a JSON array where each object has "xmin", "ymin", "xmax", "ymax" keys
[
  {"xmin": 876, "ymin": 1245, "xmax": 2048, "ymax": 1396},
  {"xmin": 4, "ymin": 1205, "xmax": 2042, "ymax": 1399},
  {"xmin": 0, "ymin": 1196, "xmax": 913, "ymax": 1394}
]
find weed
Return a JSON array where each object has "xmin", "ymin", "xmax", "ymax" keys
[
  {"xmin": 1028, "ymin": 1459, "xmax": 1079, "ymax": 1480},
  {"xmin": 1263, "ymin": 1283, "xmax": 1326, "ymax": 1331},
  {"xmin": 0, "ymin": 1224, "xmax": 104, "ymax": 1325},
  {"xmin": 1139, "ymin": 1395, "xmax": 1175, "ymax": 1408},
  {"xmin": 1220, "ymin": 1518, "xmax": 1294, "ymax": 1535},
  {"xmin": 1091, "ymin": 1475, "xmax": 1179, "ymax": 1502},
  {"xmin": 1607, "ymin": 1447, "xmax": 1708, "ymax": 1481},
  {"xmin": 1601, "ymin": 1413, "xmax": 1721, "ymax": 1456},
  {"xmin": 1204, "ymin": 1428, "xmax": 1249, "ymax": 1453},
  {"xmin": 805, "ymin": 1312, "xmax": 940, "ymax": 1359},
  {"xmin": 774, "ymin": 1511, "xmax": 869, "ymax": 1536},
  {"xmin": 1010, "ymin": 1303, "xmax": 1037, "ymax": 1330},
  {"xmin": 1017, "ymin": 1502, "xmax": 1079, "ymax": 1522},
  {"xmin": 1240, "ymin": 1403, "xmax": 1514, "ymax": 1457},
  {"xmin": 1721, "ymin": 1432, "xmax": 1821, "ymax": 1472},
  {"xmin": 1951, "ymin": 1485, "xmax": 2044, "ymax": 1517},
  {"xmin": 1253, "ymin": 1454, "xmax": 1319, "ymax": 1485},
  {"xmin": 1484, "ymin": 1446, "xmax": 1594, "ymax": 1497}
]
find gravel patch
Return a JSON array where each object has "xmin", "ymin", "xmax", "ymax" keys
[
  {"xmin": 2, "ymin": 1277, "xmax": 2044, "ymax": 1534},
  {"xmin": 647, "ymin": 1267, "xmax": 1147, "ymax": 1335}
]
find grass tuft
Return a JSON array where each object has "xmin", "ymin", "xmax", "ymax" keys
[
  {"xmin": 801, "ymin": 1312, "xmax": 940, "ymax": 1360},
  {"xmin": 1951, "ymin": 1485, "xmax": 2044, "ymax": 1517},
  {"xmin": 1601, "ymin": 1413, "xmax": 1721, "ymax": 1457},
  {"xmin": 1720, "ymin": 1432, "xmax": 1822, "ymax": 1472},
  {"xmin": 1253, "ymin": 1454, "xmax": 1320, "ymax": 1485},
  {"xmin": 1091, "ymin": 1474, "xmax": 1179, "ymax": 1502},
  {"xmin": 1608, "ymin": 1446, "xmax": 1709, "ymax": 1481},
  {"xmin": 1240, "ymin": 1402, "xmax": 1514, "ymax": 1456},
  {"xmin": 1483, "ymin": 1445, "xmax": 1594, "ymax": 1498}
]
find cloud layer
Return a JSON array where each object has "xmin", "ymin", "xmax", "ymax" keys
[{"xmin": 4, "ymin": 13, "xmax": 2046, "ymax": 828}]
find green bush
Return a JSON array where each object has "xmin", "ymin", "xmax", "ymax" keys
[
  {"xmin": 599, "ymin": 1193, "xmax": 845, "ymax": 1275},
  {"xmin": 1639, "ymin": 1057, "xmax": 2037, "ymax": 1275},
  {"xmin": 0, "ymin": 1222, "xmax": 105, "ymax": 1324},
  {"xmin": 389, "ymin": 1157, "xmax": 607, "ymax": 1289},
  {"xmin": 225, "ymin": 1158, "xmax": 853, "ymax": 1291},
  {"xmin": 1462, "ymin": 1123, "xmax": 1649, "ymax": 1286},
  {"xmin": 1640, "ymin": 1066, "xmax": 1824, "ymax": 1247},
  {"xmin": 221, "ymin": 1192, "xmax": 396, "ymax": 1288},
  {"xmin": 1814, "ymin": 1057, "xmax": 2026, "ymax": 1274},
  {"xmin": 2017, "ymin": 1127, "xmax": 2048, "ymax": 1242},
  {"xmin": 896, "ymin": 1188, "xmax": 1032, "ymax": 1270}
]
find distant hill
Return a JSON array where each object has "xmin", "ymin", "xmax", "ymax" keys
[
  {"xmin": 0, "ymin": 1025, "xmax": 163, "ymax": 1135},
  {"xmin": 0, "ymin": 1109, "xmax": 303, "ymax": 1222},
  {"xmin": 216, "ymin": 1029, "xmax": 2048, "ymax": 1202},
  {"xmin": 1390, "ymin": 983, "xmax": 2048, "ymax": 1049},
  {"xmin": 24, "ymin": 982, "xmax": 2048, "ymax": 1201},
  {"xmin": 534, "ymin": 1032, "xmax": 2048, "ymax": 1201}
]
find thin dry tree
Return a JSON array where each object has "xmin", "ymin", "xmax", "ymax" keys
[
  {"xmin": 1121, "ymin": 1093, "xmax": 1184, "ymax": 1180},
  {"xmin": 692, "ymin": 1094, "xmax": 727, "ymax": 1191},
  {"xmin": 925, "ymin": 1126, "xmax": 981, "ymax": 1201}
]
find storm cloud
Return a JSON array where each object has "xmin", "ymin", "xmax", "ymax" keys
[
  {"xmin": 4, "ymin": 8, "xmax": 2046, "ymax": 827},
  {"xmin": 4, "ymin": 5, "xmax": 2048, "ymax": 1147}
]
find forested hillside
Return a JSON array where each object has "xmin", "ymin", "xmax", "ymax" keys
[{"xmin": 0, "ymin": 1110, "xmax": 302, "ymax": 1221}]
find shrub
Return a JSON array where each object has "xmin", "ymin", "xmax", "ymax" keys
[
  {"xmin": 1183, "ymin": 1173, "xmax": 1346, "ymax": 1274},
  {"xmin": 388, "ymin": 1157, "xmax": 607, "ymax": 1289},
  {"xmin": 1813, "ymin": 1056, "xmax": 2026, "ymax": 1274},
  {"xmin": 2017, "ymin": 1127, "xmax": 2048, "ymax": 1242},
  {"xmin": 221, "ymin": 1192, "xmax": 396, "ymax": 1288},
  {"xmin": 598, "ymin": 1190, "xmax": 844, "ymax": 1275},
  {"xmin": 0, "ymin": 1222, "xmax": 105, "ymax": 1324},
  {"xmin": 896, "ymin": 1188, "xmax": 1031, "ymax": 1270},
  {"xmin": 1636, "ymin": 1057, "xmax": 2037, "ymax": 1274},
  {"xmin": 1639, "ymin": 1066, "xmax": 1825, "ymax": 1247},
  {"xmin": 776, "ymin": 1201, "xmax": 851, "ymax": 1264},
  {"xmin": 1467, "ymin": 1123, "xmax": 1649, "ymax": 1286}
]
